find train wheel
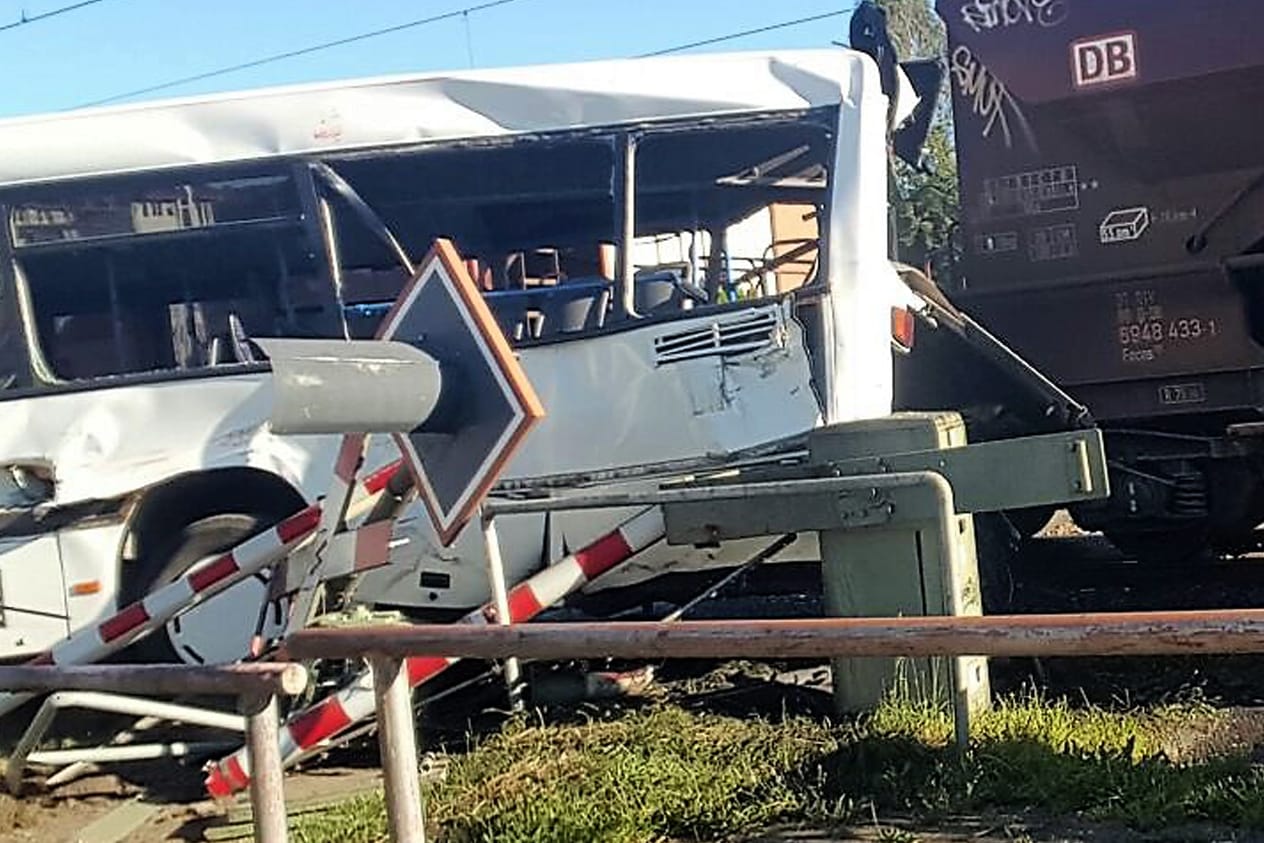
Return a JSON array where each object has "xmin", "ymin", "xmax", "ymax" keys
[
  {"xmin": 1104, "ymin": 527, "xmax": 1209, "ymax": 568},
  {"xmin": 974, "ymin": 513, "xmax": 1019, "ymax": 613}
]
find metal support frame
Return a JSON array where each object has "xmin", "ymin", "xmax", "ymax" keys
[
  {"xmin": 463, "ymin": 425, "xmax": 1108, "ymax": 749},
  {"xmin": 27, "ymin": 741, "xmax": 235, "ymax": 766},
  {"xmin": 310, "ymin": 161, "xmax": 415, "ymax": 275},
  {"xmin": 6, "ymin": 691, "xmax": 244, "ymax": 794},
  {"xmin": 705, "ymin": 222, "xmax": 727, "ymax": 302},
  {"xmin": 481, "ymin": 471, "xmax": 974, "ymax": 744},
  {"xmin": 485, "ymin": 472, "xmax": 952, "ymax": 518},
  {"xmin": 0, "ymin": 664, "xmax": 306, "ymax": 843},
  {"xmin": 491, "ymin": 430, "xmax": 808, "ymax": 493},
  {"xmin": 663, "ymin": 430, "xmax": 1106, "ymax": 542},
  {"xmin": 615, "ymin": 132, "xmax": 639, "ymax": 318},
  {"xmin": 291, "ymin": 160, "xmax": 349, "ymax": 340},
  {"xmin": 47, "ymin": 711, "xmax": 221, "ymax": 789}
]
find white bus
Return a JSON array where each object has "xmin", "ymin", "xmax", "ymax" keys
[{"xmin": 0, "ymin": 46, "xmax": 961, "ymax": 665}]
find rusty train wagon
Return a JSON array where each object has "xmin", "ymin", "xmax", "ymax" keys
[{"xmin": 934, "ymin": 0, "xmax": 1264, "ymax": 561}]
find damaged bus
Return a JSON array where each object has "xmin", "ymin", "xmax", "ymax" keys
[{"xmin": 0, "ymin": 39, "xmax": 1075, "ymax": 664}]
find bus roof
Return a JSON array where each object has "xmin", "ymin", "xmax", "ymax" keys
[{"xmin": 0, "ymin": 49, "xmax": 866, "ymax": 189}]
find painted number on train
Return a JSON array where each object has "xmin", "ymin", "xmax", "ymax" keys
[
  {"xmin": 1115, "ymin": 290, "xmax": 1220, "ymax": 365},
  {"xmin": 1168, "ymin": 318, "xmax": 1217, "ymax": 340},
  {"xmin": 1159, "ymin": 383, "xmax": 1206, "ymax": 406}
]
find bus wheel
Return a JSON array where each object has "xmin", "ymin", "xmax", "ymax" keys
[{"xmin": 119, "ymin": 512, "xmax": 280, "ymax": 664}]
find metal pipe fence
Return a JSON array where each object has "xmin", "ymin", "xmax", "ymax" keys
[
  {"xmin": 284, "ymin": 607, "xmax": 1264, "ymax": 842},
  {"xmin": 288, "ymin": 610, "xmax": 1264, "ymax": 661}
]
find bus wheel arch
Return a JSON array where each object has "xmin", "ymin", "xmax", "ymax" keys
[{"xmin": 118, "ymin": 467, "xmax": 307, "ymax": 663}]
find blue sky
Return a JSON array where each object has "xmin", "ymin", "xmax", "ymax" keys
[{"xmin": 0, "ymin": 0, "xmax": 860, "ymax": 117}]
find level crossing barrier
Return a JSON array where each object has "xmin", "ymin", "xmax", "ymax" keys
[
  {"xmin": 207, "ymin": 425, "xmax": 1112, "ymax": 799},
  {"xmin": 1, "ymin": 461, "xmax": 401, "ymax": 689},
  {"xmin": 202, "ymin": 505, "xmax": 666, "ymax": 797}
]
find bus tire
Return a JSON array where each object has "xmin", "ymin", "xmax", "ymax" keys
[{"xmin": 118, "ymin": 511, "xmax": 274, "ymax": 664}]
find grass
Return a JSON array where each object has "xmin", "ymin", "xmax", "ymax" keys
[{"xmin": 292, "ymin": 692, "xmax": 1264, "ymax": 843}]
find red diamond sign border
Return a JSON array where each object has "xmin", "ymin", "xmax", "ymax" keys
[{"xmin": 376, "ymin": 238, "xmax": 545, "ymax": 546}]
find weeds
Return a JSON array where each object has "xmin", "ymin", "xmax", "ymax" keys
[{"xmin": 293, "ymin": 693, "xmax": 1264, "ymax": 843}]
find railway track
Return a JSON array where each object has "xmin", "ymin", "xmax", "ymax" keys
[
  {"xmin": 1008, "ymin": 534, "xmax": 1264, "ymax": 614},
  {"xmin": 981, "ymin": 530, "xmax": 1264, "ymax": 706}
]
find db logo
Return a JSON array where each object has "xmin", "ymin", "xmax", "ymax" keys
[{"xmin": 1072, "ymin": 33, "xmax": 1138, "ymax": 89}]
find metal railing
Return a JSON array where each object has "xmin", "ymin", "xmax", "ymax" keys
[
  {"xmin": 284, "ymin": 607, "xmax": 1264, "ymax": 843},
  {"xmin": 0, "ymin": 663, "xmax": 306, "ymax": 843}
]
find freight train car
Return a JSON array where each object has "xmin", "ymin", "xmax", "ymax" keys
[{"xmin": 933, "ymin": 0, "xmax": 1264, "ymax": 561}]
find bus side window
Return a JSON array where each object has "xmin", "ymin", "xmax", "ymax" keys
[
  {"xmin": 50, "ymin": 313, "xmax": 137, "ymax": 379},
  {"xmin": 339, "ymin": 266, "xmax": 412, "ymax": 339}
]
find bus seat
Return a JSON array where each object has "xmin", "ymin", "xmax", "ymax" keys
[
  {"xmin": 541, "ymin": 284, "xmax": 610, "ymax": 336},
  {"xmin": 634, "ymin": 271, "xmax": 681, "ymax": 313},
  {"xmin": 548, "ymin": 286, "xmax": 606, "ymax": 333},
  {"xmin": 484, "ymin": 292, "xmax": 529, "ymax": 342},
  {"xmin": 227, "ymin": 313, "xmax": 262, "ymax": 363}
]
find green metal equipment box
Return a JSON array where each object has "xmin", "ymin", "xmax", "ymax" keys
[{"xmin": 809, "ymin": 412, "xmax": 991, "ymax": 716}]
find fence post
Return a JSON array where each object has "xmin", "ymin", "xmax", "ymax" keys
[
  {"xmin": 242, "ymin": 692, "xmax": 288, "ymax": 843},
  {"xmin": 372, "ymin": 657, "xmax": 426, "ymax": 843}
]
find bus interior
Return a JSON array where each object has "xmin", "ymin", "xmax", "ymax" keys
[{"xmin": 1, "ymin": 110, "xmax": 835, "ymax": 393}]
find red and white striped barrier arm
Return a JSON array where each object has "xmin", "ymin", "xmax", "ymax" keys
[
  {"xmin": 357, "ymin": 459, "xmax": 404, "ymax": 501},
  {"xmin": 0, "ymin": 459, "xmax": 406, "ymax": 720},
  {"xmin": 203, "ymin": 506, "xmax": 666, "ymax": 798},
  {"xmin": 0, "ymin": 506, "xmax": 320, "ymax": 718}
]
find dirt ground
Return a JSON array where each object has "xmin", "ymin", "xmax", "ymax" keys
[
  {"xmin": 8, "ymin": 777, "xmax": 1262, "ymax": 843},
  {"xmin": 0, "ymin": 762, "xmax": 385, "ymax": 842}
]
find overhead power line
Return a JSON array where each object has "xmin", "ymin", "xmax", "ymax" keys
[
  {"xmin": 638, "ymin": 9, "xmax": 853, "ymax": 57},
  {"xmin": 79, "ymin": 0, "xmax": 524, "ymax": 108},
  {"xmin": 0, "ymin": 0, "xmax": 113, "ymax": 33},
  {"xmin": 83, "ymin": 2, "xmax": 856, "ymax": 111}
]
